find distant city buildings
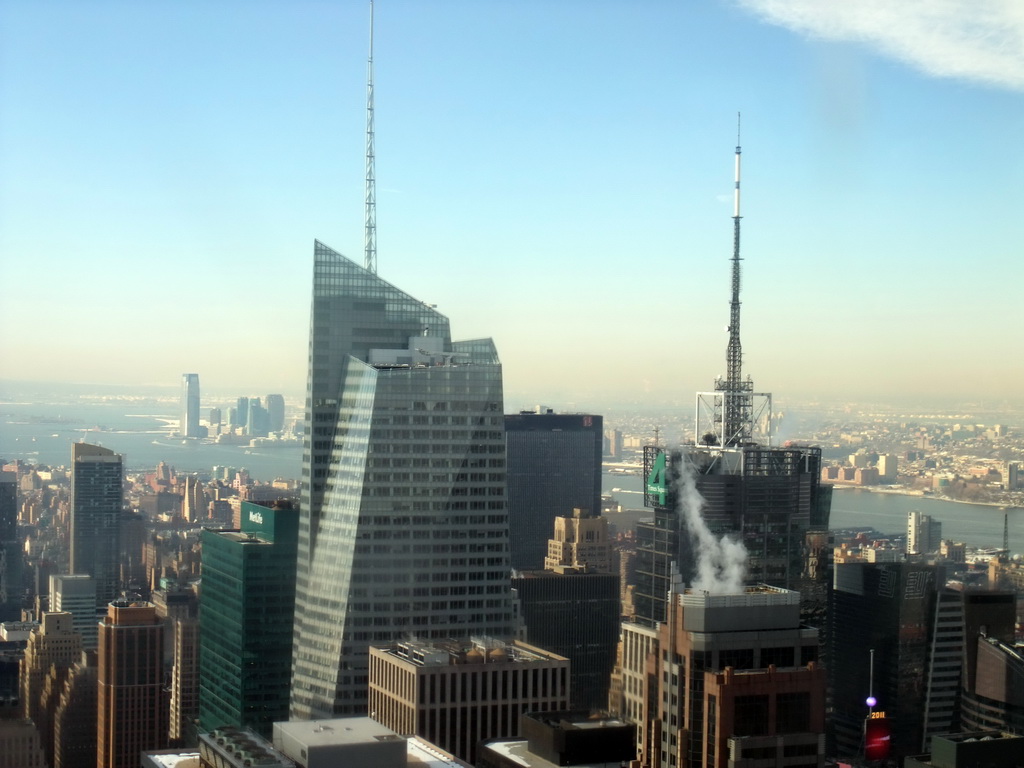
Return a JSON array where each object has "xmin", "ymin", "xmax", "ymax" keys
[
  {"xmin": 908, "ymin": 510, "xmax": 943, "ymax": 555},
  {"xmin": 265, "ymin": 393, "xmax": 286, "ymax": 433},
  {"xmin": 180, "ymin": 374, "xmax": 203, "ymax": 439}
]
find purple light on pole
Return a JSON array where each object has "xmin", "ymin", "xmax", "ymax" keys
[{"xmin": 866, "ymin": 696, "xmax": 877, "ymax": 708}]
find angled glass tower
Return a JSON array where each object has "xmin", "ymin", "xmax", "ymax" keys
[{"xmin": 290, "ymin": 241, "xmax": 515, "ymax": 718}]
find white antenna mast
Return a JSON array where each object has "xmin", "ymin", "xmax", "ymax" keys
[{"xmin": 364, "ymin": 0, "xmax": 377, "ymax": 273}]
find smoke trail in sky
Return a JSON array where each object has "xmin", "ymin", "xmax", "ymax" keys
[{"xmin": 676, "ymin": 458, "xmax": 748, "ymax": 594}]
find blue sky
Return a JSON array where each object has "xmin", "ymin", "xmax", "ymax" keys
[{"xmin": 1, "ymin": 0, "xmax": 1022, "ymax": 411}]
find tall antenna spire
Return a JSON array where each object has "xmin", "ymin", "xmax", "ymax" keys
[
  {"xmin": 696, "ymin": 115, "xmax": 772, "ymax": 449},
  {"xmin": 716, "ymin": 113, "xmax": 754, "ymax": 446},
  {"xmin": 364, "ymin": 0, "xmax": 377, "ymax": 274},
  {"xmin": 727, "ymin": 112, "xmax": 742, "ymax": 387}
]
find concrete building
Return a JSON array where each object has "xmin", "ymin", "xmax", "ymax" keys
[
  {"xmin": 1005, "ymin": 461, "xmax": 1020, "ymax": 490},
  {"xmin": 290, "ymin": 243, "xmax": 515, "ymax": 718},
  {"xmin": 140, "ymin": 752, "xmax": 199, "ymax": 768},
  {"xmin": 274, "ymin": 717, "xmax": 468, "ymax": 768},
  {"xmin": 605, "ymin": 429, "xmax": 623, "ymax": 460},
  {"xmin": 19, "ymin": 611, "xmax": 82, "ymax": 763},
  {"xmin": 49, "ymin": 574, "xmax": 98, "ymax": 649},
  {"xmin": 198, "ymin": 727, "xmax": 294, "ymax": 767},
  {"xmin": 70, "ymin": 443, "xmax": 123, "ymax": 606},
  {"xmin": 959, "ymin": 590, "xmax": 1021, "ymax": 733},
  {"xmin": 878, "ymin": 454, "xmax": 898, "ymax": 482},
  {"xmin": 908, "ymin": 511, "xmax": 943, "ymax": 555},
  {"xmin": 368, "ymin": 638, "xmax": 569, "ymax": 764},
  {"xmin": 543, "ymin": 508, "xmax": 614, "ymax": 573},
  {"xmin": 265, "ymin": 394, "xmax": 286, "ymax": 433},
  {"xmin": 611, "ymin": 621, "xmax": 659, "ymax": 757},
  {"xmin": 649, "ymin": 586, "xmax": 825, "ymax": 768},
  {"xmin": 505, "ymin": 409, "xmax": 604, "ymax": 571},
  {"xmin": 97, "ymin": 600, "xmax": 166, "ymax": 768},
  {"xmin": 170, "ymin": 614, "xmax": 200, "ymax": 746},
  {"xmin": 52, "ymin": 649, "xmax": 98, "ymax": 768},
  {"xmin": 906, "ymin": 732, "xmax": 1024, "ymax": 768},
  {"xmin": 182, "ymin": 476, "xmax": 207, "ymax": 524},
  {"xmin": 477, "ymin": 711, "xmax": 637, "ymax": 768},
  {"xmin": 0, "ymin": 718, "xmax": 47, "ymax": 768},
  {"xmin": 200, "ymin": 501, "xmax": 298, "ymax": 737}
]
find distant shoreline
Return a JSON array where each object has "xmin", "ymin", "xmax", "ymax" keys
[{"xmin": 831, "ymin": 484, "xmax": 1020, "ymax": 511}]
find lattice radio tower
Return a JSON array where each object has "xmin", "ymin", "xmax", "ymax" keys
[
  {"xmin": 364, "ymin": 0, "xmax": 377, "ymax": 273},
  {"xmin": 695, "ymin": 115, "xmax": 772, "ymax": 448}
]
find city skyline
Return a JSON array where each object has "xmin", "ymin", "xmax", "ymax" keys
[{"xmin": 1, "ymin": 1, "xmax": 1022, "ymax": 406}]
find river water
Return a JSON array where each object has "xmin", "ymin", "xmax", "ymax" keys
[
  {"xmin": 3, "ymin": 400, "xmax": 1020, "ymax": 554},
  {"xmin": 0, "ymin": 400, "xmax": 301, "ymax": 481},
  {"xmin": 602, "ymin": 472, "xmax": 1023, "ymax": 555}
]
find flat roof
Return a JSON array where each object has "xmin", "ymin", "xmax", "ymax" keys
[{"xmin": 274, "ymin": 717, "xmax": 402, "ymax": 748}]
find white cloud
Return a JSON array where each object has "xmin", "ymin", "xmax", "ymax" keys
[{"xmin": 736, "ymin": 0, "xmax": 1024, "ymax": 91}]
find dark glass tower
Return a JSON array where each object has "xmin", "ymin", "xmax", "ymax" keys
[
  {"xmin": 634, "ymin": 445, "xmax": 828, "ymax": 626},
  {"xmin": 504, "ymin": 410, "xmax": 603, "ymax": 571},
  {"xmin": 199, "ymin": 500, "xmax": 298, "ymax": 737},
  {"xmin": 70, "ymin": 443, "xmax": 122, "ymax": 606},
  {"xmin": 0, "ymin": 472, "xmax": 21, "ymax": 620},
  {"xmin": 289, "ymin": 242, "xmax": 515, "ymax": 719},
  {"xmin": 829, "ymin": 562, "xmax": 948, "ymax": 760}
]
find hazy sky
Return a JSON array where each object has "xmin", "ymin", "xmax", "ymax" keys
[{"xmin": 2, "ymin": 0, "xmax": 1022, "ymax": 411}]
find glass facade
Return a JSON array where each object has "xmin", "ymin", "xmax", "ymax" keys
[
  {"xmin": 70, "ymin": 443, "xmax": 123, "ymax": 606},
  {"xmin": 829, "ymin": 562, "xmax": 943, "ymax": 759},
  {"xmin": 199, "ymin": 501, "xmax": 298, "ymax": 737},
  {"xmin": 290, "ymin": 242, "xmax": 515, "ymax": 718},
  {"xmin": 181, "ymin": 373, "xmax": 201, "ymax": 438},
  {"xmin": 504, "ymin": 412, "xmax": 603, "ymax": 571},
  {"xmin": 635, "ymin": 445, "xmax": 827, "ymax": 626}
]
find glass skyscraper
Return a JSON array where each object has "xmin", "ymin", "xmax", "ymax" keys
[
  {"xmin": 181, "ymin": 373, "xmax": 201, "ymax": 438},
  {"xmin": 289, "ymin": 241, "xmax": 515, "ymax": 718},
  {"xmin": 200, "ymin": 500, "xmax": 298, "ymax": 737},
  {"xmin": 70, "ymin": 443, "xmax": 123, "ymax": 606}
]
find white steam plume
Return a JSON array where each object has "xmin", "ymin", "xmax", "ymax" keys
[{"xmin": 676, "ymin": 458, "xmax": 748, "ymax": 594}]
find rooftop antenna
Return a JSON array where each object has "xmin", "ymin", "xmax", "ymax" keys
[
  {"xmin": 695, "ymin": 115, "xmax": 771, "ymax": 450},
  {"xmin": 364, "ymin": 0, "xmax": 377, "ymax": 273},
  {"xmin": 715, "ymin": 112, "xmax": 753, "ymax": 445}
]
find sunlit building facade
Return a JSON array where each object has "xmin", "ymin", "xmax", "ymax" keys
[
  {"xmin": 289, "ymin": 242, "xmax": 515, "ymax": 719},
  {"xmin": 181, "ymin": 374, "xmax": 201, "ymax": 438}
]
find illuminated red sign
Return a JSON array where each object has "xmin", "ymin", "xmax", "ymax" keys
[{"xmin": 864, "ymin": 716, "xmax": 891, "ymax": 761}]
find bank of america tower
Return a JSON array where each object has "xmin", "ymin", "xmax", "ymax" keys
[{"xmin": 289, "ymin": 242, "xmax": 515, "ymax": 718}]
